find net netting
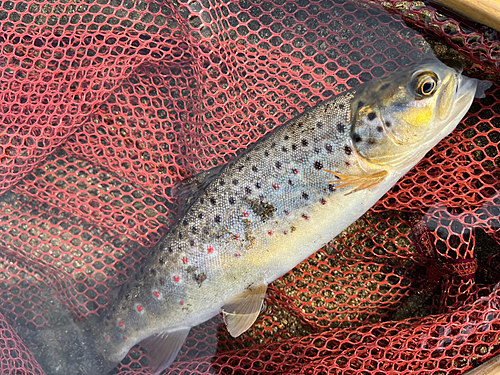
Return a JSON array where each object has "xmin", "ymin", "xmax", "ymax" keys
[{"xmin": 0, "ymin": 0, "xmax": 499, "ymax": 373}]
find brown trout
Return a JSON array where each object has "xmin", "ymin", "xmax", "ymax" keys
[{"xmin": 35, "ymin": 59, "xmax": 484, "ymax": 375}]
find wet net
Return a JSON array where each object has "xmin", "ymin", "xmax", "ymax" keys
[{"xmin": 0, "ymin": 0, "xmax": 499, "ymax": 374}]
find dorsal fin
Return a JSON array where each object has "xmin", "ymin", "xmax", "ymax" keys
[
  {"xmin": 172, "ymin": 164, "xmax": 227, "ymax": 219},
  {"xmin": 140, "ymin": 328, "xmax": 190, "ymax": 375}
]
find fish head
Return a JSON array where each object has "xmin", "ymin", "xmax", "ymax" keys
[{"xmin": 349, "ymin": 59, "xmax": 481, "ymax": 168}]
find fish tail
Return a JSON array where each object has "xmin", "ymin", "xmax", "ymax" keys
[{"xmin": 31, "ymin": 313, "xmax": 117, "ymax": 375}]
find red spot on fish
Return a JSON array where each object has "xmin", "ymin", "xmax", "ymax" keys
[
  {"xmin": 183, "ymin": 257, "xmax": 188, "ymax": 264},
  {"xmin": 302, "ymin": 214, "xmax": 309, "ymax": 220},
  {"xmin": 207, "ymin": 246, "xmax": 214, "ymax": 254},
  {"xmin": 233, "ymin": 233, "xmax": 241, "ymax": 240},
  {"xmin": 123, "ymin": 336, "xmax": 127, "ymax": 340},
  {"xmin": 272, "ymin": 183, "xmax": 280, "ymax": 189},
  {"xmin": 234, "ymin": 252, "xmax": 241, "ymax": 257},
  {"xmin": 153, "ymin": 291, "xmax": 160, "ymax": 298},
  {"xmin": 321, "ymin": 199, "xmax": 326, "ymax": 205},
  {"xmin": 137, "ymin": 305, "xmax": 143, "ymax": 312},
  {"xmin": 268, "ymin": 230, "xmax": 273, "ymax": 235},
  {"xmin": 243, "ymin": 211, "xmax": 249, "ymax": 217},
  {"xmin": 105, "ymin": 335, "xmax": 109, "ymax": 340},
  {"xmin": 180, "ymin": 300, "xmax": 184, "ymax": 306},
  {"xmin": 174, "ymin": 275, "xmax": 180, "ymax": 282},
  {"xmin": 284, "ymin": 230, "xmax": 288, "ymax": 235},
  {"xmin": 119, "ymin": 321, "xmax": 124, "ymax": 328},
  {"xmin": 292, "ymin": 168, "xmax": 299, "ymax": 174}
]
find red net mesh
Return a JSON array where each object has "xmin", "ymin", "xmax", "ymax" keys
[{"xmin": 0, "ymin": 0, "xmax": 500, "ymax": 374}]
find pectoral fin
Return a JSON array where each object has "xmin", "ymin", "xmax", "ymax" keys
[
  {"xmin": 324, "ymin": 169, "xmax": 388, "ymax": 194},
  {"xmin": 140, "ymin": 328, "xmax": 190, "ymax": 375},
  {"xmin": 222, "ymin": 284, "xmax": 267, "ymax": 337}
]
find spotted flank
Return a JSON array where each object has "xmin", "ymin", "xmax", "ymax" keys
[{"xmin": 36, "ymin": 59, "xmax": 484, "ymax": 375}]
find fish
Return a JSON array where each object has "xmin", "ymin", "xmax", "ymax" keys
[{"xmin": 33, "ymin": 58, "xmax": 485, "ymax": 375}]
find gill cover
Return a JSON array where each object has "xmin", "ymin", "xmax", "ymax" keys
[{"xmin": 349, "ymin": 59, "xmax": 473, "ymax": 166}]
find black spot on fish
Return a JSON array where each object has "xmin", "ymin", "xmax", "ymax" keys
[
  {"xmin": 344, "ymin": 145, "xmax": 352, "ymax": 155},
  {"xmin": 297, "ymin": 122, "xmax": 303, "ymax": 128},
  {"xmin": 238, "ymin": 165, "xmax": 244, "ymax": 171},
  {"xmin": 328, "ymin": 184, "xmax": 335, "ymax": 192},
  {"xmin": 229, "ymin": 196, "xmax": 235, "ymax": 204},
  {"xmin": 282, "ymin": 146, "xmax": 288, "ymax": 152},
  {"xmin": 159, "ymin": 257, "xmax": 165, "ymax": 265},
  {"xmin": 314, "ymin": 161, "xmax": 323, "ymax": 170},
  {"xmin": 302, "ymin": 192, "xmax": 309, "ymax": 199},
  {"xmin": 367, "ymin": 112, "xmax": 376, "ymax": 121},
  {"xmin": 326, "ymin": 144, "xmax": 333, "ymax": 153},
  {"xmin": 252, "ymin": 165, "xmax": 258, "ymax": 172},
  {"xmin": 376, "ymin": 126, "xmax": 383, "ymax": 132},
  {"xmin": 191, "ymin": 227, "xmax": 197, "ymax": 234},
  {"xmin": 275, "ymin": 161, "xmax": 282, "ymax": 169},
  {"xmin": 200, "ymin": 197, "xmax": 205, "ymax": 204},
  {"xmin": 159, "ymin": 278, "xmax": 165, "ymax": 285},
  {"xmin": 190, "ymin": 239, "xmax": 195, "ymax": 246},
  {"xmin": 271, "ymin": 142, "xmax": 276, "ymax": 148},
  {"xmin": 385, "ymin": 121, "xmax": 391, "ymax": 127},
  {"xmin": 214, "ymin": 215, "xmax": 222, "ymax": 223},
  {"xmin": 198, "ymin": 213, "xmax": 203, "ymax": 219},
  {"xmin": 264, "ymin": 151, "xmax": 269, "ymax": 157},
  {"xmin": 210, "ymin": 198, "xmax": 216, "ymax": 205},
  {"xmin": 125, "ymin": 293, "xmax": 130, "ymax": 300},
  {"xmin": 288, "ymin": 179, "xmax": 293, "ymax": 186},
  {"xmin": 292, "ymin": 144, "xmax": 297, "ymax": 151},
  {"xmin": 178, "ymin": 232, "xmax": 183, "ymax": 240},
  {"xmin": 337, "ymin": 123, "xmax": 345, "ymax": 133},
  {"xmin": 314, "ymin": 147, "xmax": 320, "ymax": 153},
  {"xmin": 245, "ymin": 186, "xmax": 252, "ymax": 194},
  {"xmin": 339, "ymin": 104, "xmax": 345, "ymax": 110},
  {"xmin": 168, "ymin": 246, "xmax": 173, "ymax": 253},
  {"xmin": 219, "ymin": 180, "xmax": 225, "ymax": 186},
  {"xmin": 284, "ymin": 135, "xmax": 289, "ymax": 141},
  {"xmin": 380, "ymin": 83, "xmax": 390, "ymax": 91},
  {"xmin": 354, "ymin": 134, "xmax": 362, "ymax": 143},
  {"xmin": 317, "ymin": 121, "xmax": 324, "ymax": 128},
  {"xmin": 232, "ymin": 179, "xmax": 239, "ymax": 185},
  {"xmin": 345, "ymin": 161, "xmax": 350, "ymax": 166},
  {"xmin": 368, "ymin": 139, "xmax": 376, "ymax": 145},
  {"xmin": 245, "ymin": 156, "xmax": 251, "ymax": 161},
  {"xmin": 255, "ymin": 182, "xmax": 261, "ymax": 189},
  {"xmin": 302, "ymin": 139, "xmax": 308, "ymax": 147},
  {"xmin": 182, "ymin": 220, "xmax": 188, "ymax": 226},
  {"xmin": 357, "ymin": 101, "xmax": 364, "ymax": 109},
  {"xmin": 150, "ymin": 268, "xmax": 156, "ymax": 275}
]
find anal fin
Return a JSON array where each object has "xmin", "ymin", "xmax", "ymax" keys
[
  {"xmin": 323, "ymin": 169, "xmax": 388, "ymax": 194},
  {"xmin": 222, "ymin": 284, "xmax": 267, "ymax": 337},
  {"xmin": 140, "ymin": 328, "xmax": 190, "ymax": 375}
]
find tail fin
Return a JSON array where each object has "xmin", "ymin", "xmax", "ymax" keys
[{"xmin": 30, "ymin": 302, "xmax": 117, "ymax": 375}]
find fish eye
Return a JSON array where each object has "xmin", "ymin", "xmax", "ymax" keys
[{"xmin": 414, "ymin": 73, "xmax": 438, "ymax": 97}]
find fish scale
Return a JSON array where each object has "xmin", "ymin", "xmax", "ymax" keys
[
  {"xmin": 33, "ymin": 59, "xmax": 483, "ymax": 375},
  {"xmin": 103, "ymin": 91, "xmax": 358, "ymax": 357}
]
